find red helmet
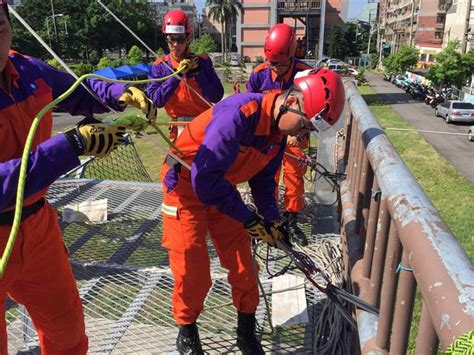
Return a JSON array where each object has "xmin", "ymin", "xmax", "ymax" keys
[
  {"xmin": 294, "ymin": 69, "xmax": 345, "ymax": 126},
  {"xmin": 162, "ymin": 9, "xmax": 191, "ymax": 35},
  {"xmin": 264, "ymin": 24, "xmax": 297, "ymax": 62}
]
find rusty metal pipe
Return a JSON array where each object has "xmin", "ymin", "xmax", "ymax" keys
[
  {"xmin": 390, "ymin": 250, "xmax": 417, "ymax": 353},
  {"xmin": 375, "ymin": 222, "xmax": 402, "ymax": 351},
  {"xmin": 367, "ymin": 198, "xmax": 390, "ymax": 306},
  {"xmin": 346, "ymin": 82, "xmax": 473, "ymax": 349},
  {"xmin": 416, "ymin": 302, "xmax": 439, "ymax": 354},
  {"xmin": 361, "ymin": 178, "xmax": 380, "ymax": 279}
]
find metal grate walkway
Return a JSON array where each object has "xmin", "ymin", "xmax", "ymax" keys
[{"xmin": 6, "ymin": 176, "xmax": 340, "ymax": 354}]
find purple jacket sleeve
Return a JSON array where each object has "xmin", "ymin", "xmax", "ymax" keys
[
  {"xmin": 0, "ymin": 134, "xmax": 80, "ymax": 211},
  {"xmin": 246, "ymin": 72, "xmax": 260, "ymax": 93},
  {"xmin": 145, "ymin": 63, "xmax": 181, "ymax": 108},
  {"xmin": 191, "ymin": 108, "xmax": 253, "ymax": 224},
  {"xmin": 248, "ymin": 138, "xmax": 286, "ymax": 222},
  {"xmin": 30, "ymin": 57, "xmax": 127, "ymax": 115},
  {"xmin": 194, "ymin": 58, "xmax": 224, "ymax": 103}
]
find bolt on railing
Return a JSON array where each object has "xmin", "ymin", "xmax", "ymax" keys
[{"xmin": 337, "ymin": 81, "xmax": 473, "ymax": 354}]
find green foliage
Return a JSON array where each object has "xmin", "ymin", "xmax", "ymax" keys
[
  {"xmin": 47, "ymin": 58, "xmax": 62, "ymax": 70},
  {"xmin": 127, "ymin": 45, "xmax": 142, "ymax": 65},
  {"xmin": 427, "ymin": 40, "xmax": 474, "ymax": 88},
  {"xmin": 205, "ymin": 0, "xmax": 243, "ymax": 58},
  {"xmin": 11, "ymin": 0, "xmax": 163, "ymax": 63},
  {"xmin": 97, "ymin": 56, "xmax": 113, "ymax": 69},
  {"xmin": 70, "ymin": 62, "xmax": 95, "ymax": 76},
  {"xmin": 383, "ymin": 45, "xmax": 419, "ymax": 74},
  {"xmin": 343, "ymin": 23, "xmax": 359, "ymax": 57},
  {"xmin": 328, "ymin": 23, "xmax": 347, "ymax": 60},
  {"xmin": 189, "ymin": 34, "xmax": 217, "ymax": 55},
  {"xmin": 355, "ymin": 68, "xmax": 368, "ymax": 86},
  {"xmin": 252, "ymin": 54, "xmax": 264, "ymax": 69},
  {"xmin": 156, "ymin": 48, "xmax": 166, "ymax": 57}
]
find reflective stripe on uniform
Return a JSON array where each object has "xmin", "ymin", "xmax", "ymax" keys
[{"xmin": 161, "ymin": 203, "xmax": 178, "ymax": 217}]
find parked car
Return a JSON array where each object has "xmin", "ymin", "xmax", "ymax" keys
[
  {"xmin": 435, "ymin": 101, "xmax": 474, "ymax": 123},
  {"xmin": 393, "ymin": 75, "xmax": 411, "ymax": 89},
  {"xmin": 229, "ymin": 54, "xmax": 241, "ymax": 67},
  {"xmin": 468, "ymin": 126, "xmax": 474, "ymax": 141}
]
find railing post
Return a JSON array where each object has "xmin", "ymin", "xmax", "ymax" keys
[
  {"xmin": 367, "ymin": 198, "xmax": 390, "ymax": 307},
  {"xmin": 376, "ymin": 222, "xmax": 402, "ymax": 351},
  {"xmin": 415, "ymin": 302, "xmax": 439, "ymax": 354},
  {"xmin": 390, "ymin": 250, "xmax": 417, "ymax": 353},
  {"xmin": 361, "ymin": 178, "xmax": 380, "ymax": 280}
]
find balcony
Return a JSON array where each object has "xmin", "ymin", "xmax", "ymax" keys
[{"xmin": 277, "ymin": 1, "xmax": 321, "ymax": 10}]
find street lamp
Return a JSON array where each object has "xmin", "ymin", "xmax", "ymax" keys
[{"xmin": 45, "ymin": 14, "xmax": 64, "ymax": 50}]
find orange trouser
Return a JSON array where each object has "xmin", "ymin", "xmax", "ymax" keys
[
  {"xmin": 161, "ymin": 168, "xmax": 259, "ymax": 325},
  {"xmin": 0, "ymin": 202, "xmax": 87, "ymax": 355},
  {"xmin": 275, "ymin": 144, "xmax": 307, "ymax": 213}
]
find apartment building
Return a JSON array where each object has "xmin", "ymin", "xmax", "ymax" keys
[
  {"xmin": 444, "ymin": 0, "xmax": 473, "ymax": 53},
  {"xmin": 236, "ymin": 0, "xmax": 342, "ymax": 61},
  {"xmin": 382, "ymin": 0, "xmax": 449, "ymax": 67}
]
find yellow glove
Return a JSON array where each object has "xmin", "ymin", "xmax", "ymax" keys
[
  {"xmin": 244, "ymin": 213, "xmax": 286, "ymax": 247},
  {"xmin": 287, "ymin": 135, "xmax": 299, "ymax": 146},
  {"xmin": 119, "ymin": 87, "xmax": 157, "ymax": 123},
  {"xmin": 177, "ymin": 59, "xmax": 192, "ymax": 74},
  {"xmin": 188, "ymin": 55, "xmax": 200, "ymax": 71},
  {"xmin": 65, "ymin": 122, "xmax": 126, "ymax": 158}
]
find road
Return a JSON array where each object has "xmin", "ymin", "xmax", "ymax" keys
[{"xmin": 366, "ymin": 72, "xmax": 474, "ymax": 184}]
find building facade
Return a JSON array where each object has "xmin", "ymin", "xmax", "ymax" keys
[
  {"xmin": 444, "ymin": 0, "xmax": 473, "ymax": 53},
  {"xmin": 382, "ymin": 0, "xmax": 449, "ymax": 68},
  {"xmin": 236, "ymin": 0, "xmax": 342, "ymax": 61}
]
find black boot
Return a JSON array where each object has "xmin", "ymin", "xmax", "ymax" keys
[
  {"xmin": 176, "ymin": 323, "xmax": 204, "ymax": 355},
  {"xmin": 284, "ymin": 211, "xmax": 308, "ymax": 247},
  {"xmin": 236, "ymin": 312, "xmax": 264, "ymax": 355}
]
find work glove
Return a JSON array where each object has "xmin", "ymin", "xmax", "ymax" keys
[
  {"xmin": 65, "ymin": 118, "xmax": 126, "ymax": 158},
  {"xmin": 244, "ymin": 212, "xmax": 288, "ymax": 247},
  {"xmin": 187, "ymin": 55, "xmax": 200, "ymax": 72},
  {"xmin": 118, "ymin": 87, "xmax": 157, "ymax": 124}
]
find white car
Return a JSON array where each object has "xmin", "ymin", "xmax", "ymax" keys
[
  {"xmin": 435, "ymin": 100, "xmax": 474, "ymax": 123},
  {"xmin": 468, "ymin": 126, "xmax": 474, "ymax": 142}
]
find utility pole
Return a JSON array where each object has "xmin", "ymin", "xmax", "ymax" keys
[
  {"xmin": 367, "ymin": 12, "xmax": 372, "ymax": 55},
  {"xmin": 50, "ymin": 0, "xmax": 59, "ymax": 45},
  {"xmin": 461, "ymin": 0, "xmax": 472, "ymax": 53},
  {"xmin": 408, "ymin": 0, "xmax": 417, "ymax": 46},
  {"xmin": 318, "ymin": 0, "xmax": 326, "ymax": 60}
]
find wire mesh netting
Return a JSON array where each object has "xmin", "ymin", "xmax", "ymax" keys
[
  {"xmin": 64, "ymin": 135, "xmax": 153, "ymax": 183},
  {"xmin": 7, "ymin": 135, "xmax": 349, "ymax": 353}
]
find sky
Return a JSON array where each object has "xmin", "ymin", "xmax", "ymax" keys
[{"xmin": 195, "ymin": 0, "xmax": 367, "ymax": 18}]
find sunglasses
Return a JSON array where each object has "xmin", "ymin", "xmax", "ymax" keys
[{"xmin": 166, "ymin": 36, "xmax": 187, "ymax": 44}]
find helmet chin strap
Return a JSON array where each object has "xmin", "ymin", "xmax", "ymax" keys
[{"xmin": 275, "ymin": 87, "xmax": 296, "ymax": 130}]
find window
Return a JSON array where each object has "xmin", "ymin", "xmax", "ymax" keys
[
  {"xmin": 436, "ymin": 14, "xmax": 445, "ymax": 23},
  {"xmin": 434, "ymin": 32, "xmax": 443, "ymax": 39},
  {"xmin": 452, "ymin": 102, "xmax": 474, "ymax": 109},
  {"xmin": 420, "ymin": 53, "xmax": 427, "ymax": 61}
]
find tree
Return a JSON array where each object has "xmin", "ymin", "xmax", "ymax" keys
[
  {"xmin": 383, "ymin": 45, "xmax": 419, "ymax": 74},
  {"xmin": 343, "ymin": 23, "xmax": 359, "ymax": 57},
  {"xmin": 190, "ymin": 34, "xmax": 217, "ymax": 55},
  {"xmin": 127, "ymin": 45, "xmax": 143, "ymax": 65},
  {"xmin": 206, "ymin": 0, "xmax": 243, "ymax": 61},
  {"xmin": 10, "ymin": 0, "xmax": 160, "ymax": 63},
  {"xmin": 328, "ymin": 23, "xmax": 347, "ymax": 60},
  {"xmin": 427, "ymin": 40, "xmax": 474, "ymax": 88}
]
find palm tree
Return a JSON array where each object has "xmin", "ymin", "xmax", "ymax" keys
[{"xmin": 206, "ymin": 0, "xmax": 243, "ymax": 61}]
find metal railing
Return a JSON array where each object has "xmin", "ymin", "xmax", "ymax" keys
[{"xmin": 338, "ymin": 82, "xmax": 473, "ymax": 354}]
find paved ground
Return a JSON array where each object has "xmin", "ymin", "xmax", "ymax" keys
[{"xmin": 366, "ymin": 72, "xmax": 474, "ymax": 184}]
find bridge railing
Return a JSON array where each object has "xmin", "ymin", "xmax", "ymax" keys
[{"xmin": 338, "ymin": 82, "xmax": 473, "ymax": 354}]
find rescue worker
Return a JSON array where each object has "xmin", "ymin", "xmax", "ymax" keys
[
  {"xmin": 0, "ymin": 2, "xmax": 156, "ymax": 353},
  {"xmin": 247, "ymin": 23, "xmax": 314, "ymax": 247},
  {"xmin": 161, "ymin": 68, "xmax": 345, "ymax": 354},
  {"xmin": 146, "ymin": 9, "xmax": 223, "ymax": 140}
]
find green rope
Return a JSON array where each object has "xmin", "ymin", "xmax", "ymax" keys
[{"xmin": 0, "ymin": 66, "xmax": 186, "ymax": 278}]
